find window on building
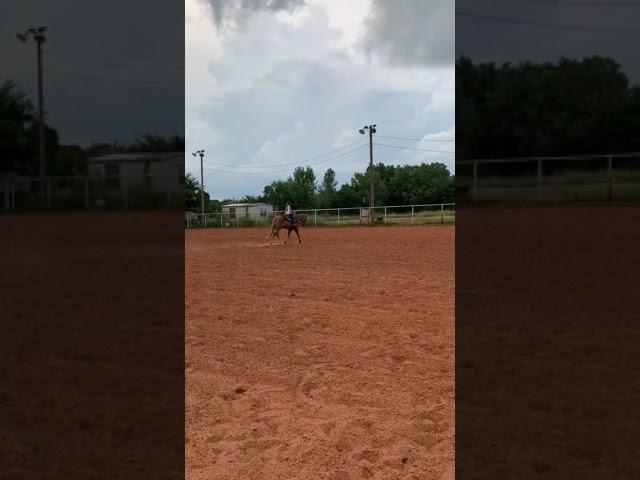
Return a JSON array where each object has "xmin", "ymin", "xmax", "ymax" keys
[
  {"xmin": 260, "ymin": 208, "xmax": 267, "ymax": 217},
  {"xmin": 229, "ymin": 207, "xmax": 236, "ymax": 218}
]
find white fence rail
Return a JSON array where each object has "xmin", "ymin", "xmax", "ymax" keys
[
  {"xmin": 457, "ymin": 152, "xmax": 640, "ymax": 203},
  {"xmin": 185, "ymin": 203, "xmax": 455, "ymax": 228},
  {"xmin": 1, "ymin": 175, "xmax": 183, "ymax": 211}
]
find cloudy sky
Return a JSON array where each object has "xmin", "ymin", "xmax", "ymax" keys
[
  {"xmin": 457, "ymin": 0, "xmax": 640, "ymax": 82},
  {"xmin": 2, "ymin": 0, "xmax": 183, "ymax": 147},
  {"xmin": 186, "ymin": 0, "xmax": 455, "ymax": 200}
]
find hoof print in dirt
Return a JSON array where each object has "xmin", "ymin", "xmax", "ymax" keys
[{"xmin": 234, "ymin": 387, "xmax": 247, "ymax": 395}]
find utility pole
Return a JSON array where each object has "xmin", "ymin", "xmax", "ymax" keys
[
  {"xmin": 359, "ymin": 124, "xmax": 377, "ymax": 225},
  {"xmin": 192, "ymin": 150, "xmax": 206, "ymax": 222},
  {"xmin": 17, "ymin": 26, "xmax": 47, "ymax": 206}
]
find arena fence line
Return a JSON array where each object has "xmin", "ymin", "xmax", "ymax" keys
[
  {"xmin": 456, "ymin": 152, "xmax": 640, "ymax": 204},
  {"xmin": 185, "ymin": 203, "xmax": 455, "ymax": 229},
  {"xmin": 1, "ymin": 174, "xmax": 183, "ymax": 212}
]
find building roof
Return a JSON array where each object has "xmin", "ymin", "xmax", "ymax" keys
[
  {"xmin": 87, "ymin": 152, "xmax": 183, "ymax": 164},
  {"xmin": 223, "ymin": 202, "xmax": 272, "ymax": 208}
]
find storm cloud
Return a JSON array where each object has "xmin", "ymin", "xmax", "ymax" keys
[
  {"xmin": 186, "ymin": 0, "xmax": 455, "ymax": 199},
  {"xmin": 1, "ymin": 0, "xmax": 184, "ymax": 145},
  {"xmin": 456, "ymin": 0, "xmax": 640, "ymax": 83},
  {"xmin": 203, "ymin": 0, "xmax": 306, "ymax": 30},
  {"xmin": 361, "ymin": 0, "xmax": 454, "ymax": 67}
]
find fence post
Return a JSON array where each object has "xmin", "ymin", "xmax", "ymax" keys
[
  {"xmin": 314, "ymin": 210, "xmax": 317, "ymax": 227},
  {"xmin": 607, "ymin": 155, "xmax": 613, "ymax": 201},
  {"xmin": 46, "ymin": 178, "xmax": 51, "ymax": 210},
  {"xmin": 122, "ymin": 184, "xmax": 128, "ymax": 210},
  {"xmin": 337, "ymin": 208, "xmax": 340, "ymax": 225},
  {"xmin": 537, "ymin": 158, "xmax": 542, "ymax": 202},
  {"xmin": 220, "ymin": 214, "xmax": 223, "ymax": 228},
  {"xmin": 473, "ymin": 161, "xmax": 478, "ymax": 203},
  {"xmin": 411, "ymin": 205, "xmax": 414, "ymax": 224},
  {"xmin": 441, "ymin": 204, "xmax": 444, "ymax": 224},
  {"xmin": 384, "ymin": 206, "xmax": 387, "ymax": 224},
  {"xmin": 84, "ymin": 177, "xmax": 89, "ymax": 209}
]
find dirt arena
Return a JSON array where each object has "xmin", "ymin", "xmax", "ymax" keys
[{"xmin": 186, "ymin": 226, "xmax": 454, "ymax": 480}]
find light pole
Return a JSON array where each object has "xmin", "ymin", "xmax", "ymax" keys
[
  {"xmin": 191, "ymin": 150, "xmax": 206, "ymax": 223},
  {"xmin": 359, "ymin": 124, "xmax": 377, "ymax": 225},
  {"xmin": 17, "ymin": 26, "xmax": 47, "ymax": 192}
]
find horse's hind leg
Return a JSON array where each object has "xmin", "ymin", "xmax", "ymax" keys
[
  {"xmin": 285, "ymin": 229, "xmax": 291, "ymax": 244},
  {"xmin": 275, "ymin": 229, "xmax": 284, "ymax": 245},
  {"xmin": 294, "ymin": 227, "xmax": 301, "ymax": 244}
]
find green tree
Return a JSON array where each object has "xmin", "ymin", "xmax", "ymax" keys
[
  {"xmin": 317, "ymin": 168, "xmax": 338, "ymax": 208},
  {"xmin": 290, "ymin": 166, "xmax": 316, "ymax": 208},
  {"xmin": 185, "ymin": 172, "xmax": 219, "ymax": 213},
  {"xmin": 263, "ymin": 166, "xmax": 316, "ymax": 210},
  {"xmin": 456, "ymin": 55, "xmax": 640, "ymax": 158}
]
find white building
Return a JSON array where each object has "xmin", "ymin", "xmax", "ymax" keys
[
  {"xmin": 86, "ymin": 152, "xmax": 184, "ymax": 191},
  {"xmin": 222, "ymin": 202, "xmax": 273, "ymax": 219}
]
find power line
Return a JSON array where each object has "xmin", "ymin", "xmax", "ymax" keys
[
  {"xmin": 374, "ymin": 143, "xmax": 456, "ymax": 154},
  {"xmin": 456, "ymin": 11, "xmax": 640, "ymax": 34},
  {"xmin": 204, "ymin": 138, "xmax": 367, "ymax": 170},
  {"xmin": 376, "ymin": 134, "xmax": 455, "ymax": 142},
  {"xmin": 47, "ymin": 68, "xmax": 183, "ymax": 84},
  {"xmin": 44, "ymin": 50, "xmax": 183, "ymax": 70},
  {"xmin": 203, "ymin": 143, "xmax": 368, "ymax": 175}
]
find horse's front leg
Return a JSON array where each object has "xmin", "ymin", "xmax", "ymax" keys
[{"xmin": 294, "ymin": 227, "xmax": 301, "ymax": 244}]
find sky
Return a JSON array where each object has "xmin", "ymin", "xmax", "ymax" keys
[
  {"xmin": 185, "ymin": 0, "xmax": 455, "ymax": 200},
  {"xmin": 456, "ymin": 0, "xmax": 640, "ymax": 83},
  {"xmin": 1, "ymin": 0, "xmax": 184, "ymax": 147}
]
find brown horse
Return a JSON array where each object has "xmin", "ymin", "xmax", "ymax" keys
[{"xmin": 267, "ymin": 213, "xmax": 307, "ymax": 245}]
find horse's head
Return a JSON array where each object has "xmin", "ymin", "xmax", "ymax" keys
[{"xmin": 298, "ymin": 213, "xmax": 307, "ymax": 226}]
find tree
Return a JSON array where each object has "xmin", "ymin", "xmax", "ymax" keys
[
  {"xmin": 456, "ymin": 55, "xmax": 640, "ymax": 158},
  {"xmin": 263, "ymin": 166, "xmax": 317, "ymax": 210},
  {"xmin": 185, "ymin": 172, "xmax": 219, "ymax": 213},
  {"xmin": 317, "ymin": 168, "xmax": 338, "ymax": 208},
  {"xmin": 127, "ymin": 134, "xmax": 184, "ymax": 152},
  {"xmin": 290, "ymin": 166, "xmax": 316, "ymax": 208},
  {"xmin": 0, "ymin": 80, "xmax": 35, "ymax": 174},
  {"xmin": 241, "ymin": 194, "xmax": 264, "ymax": 204}
]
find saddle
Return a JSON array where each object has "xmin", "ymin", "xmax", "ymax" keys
[{"xmin": 282, "ymin": 214, "xmax": 296, "ymax": 225}]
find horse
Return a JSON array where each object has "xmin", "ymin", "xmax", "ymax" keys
[{"xmin": 267, "ymin": 213, "xmax": 307, "ymax": 245}]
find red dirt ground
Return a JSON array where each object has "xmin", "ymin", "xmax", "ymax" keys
[{"xmin": 186, "ymin": 226, "xmax": 454, "ymax": 480}]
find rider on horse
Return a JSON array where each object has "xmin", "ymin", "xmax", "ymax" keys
[{"xmin": 284, "ymin": 201, "xmax": 295, "ymax": 225}]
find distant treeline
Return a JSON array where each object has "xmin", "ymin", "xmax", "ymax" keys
[
  {"xmin": 186, "ymin": 162, "xmax": 455, "ymax": 213},
  {"xmin": 456, "ymin": 55, "xmax": 640, "ymax": 159},
  {"xmin": 1, "ymin": 79, "xmax": 184, "ymax": 177}
]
